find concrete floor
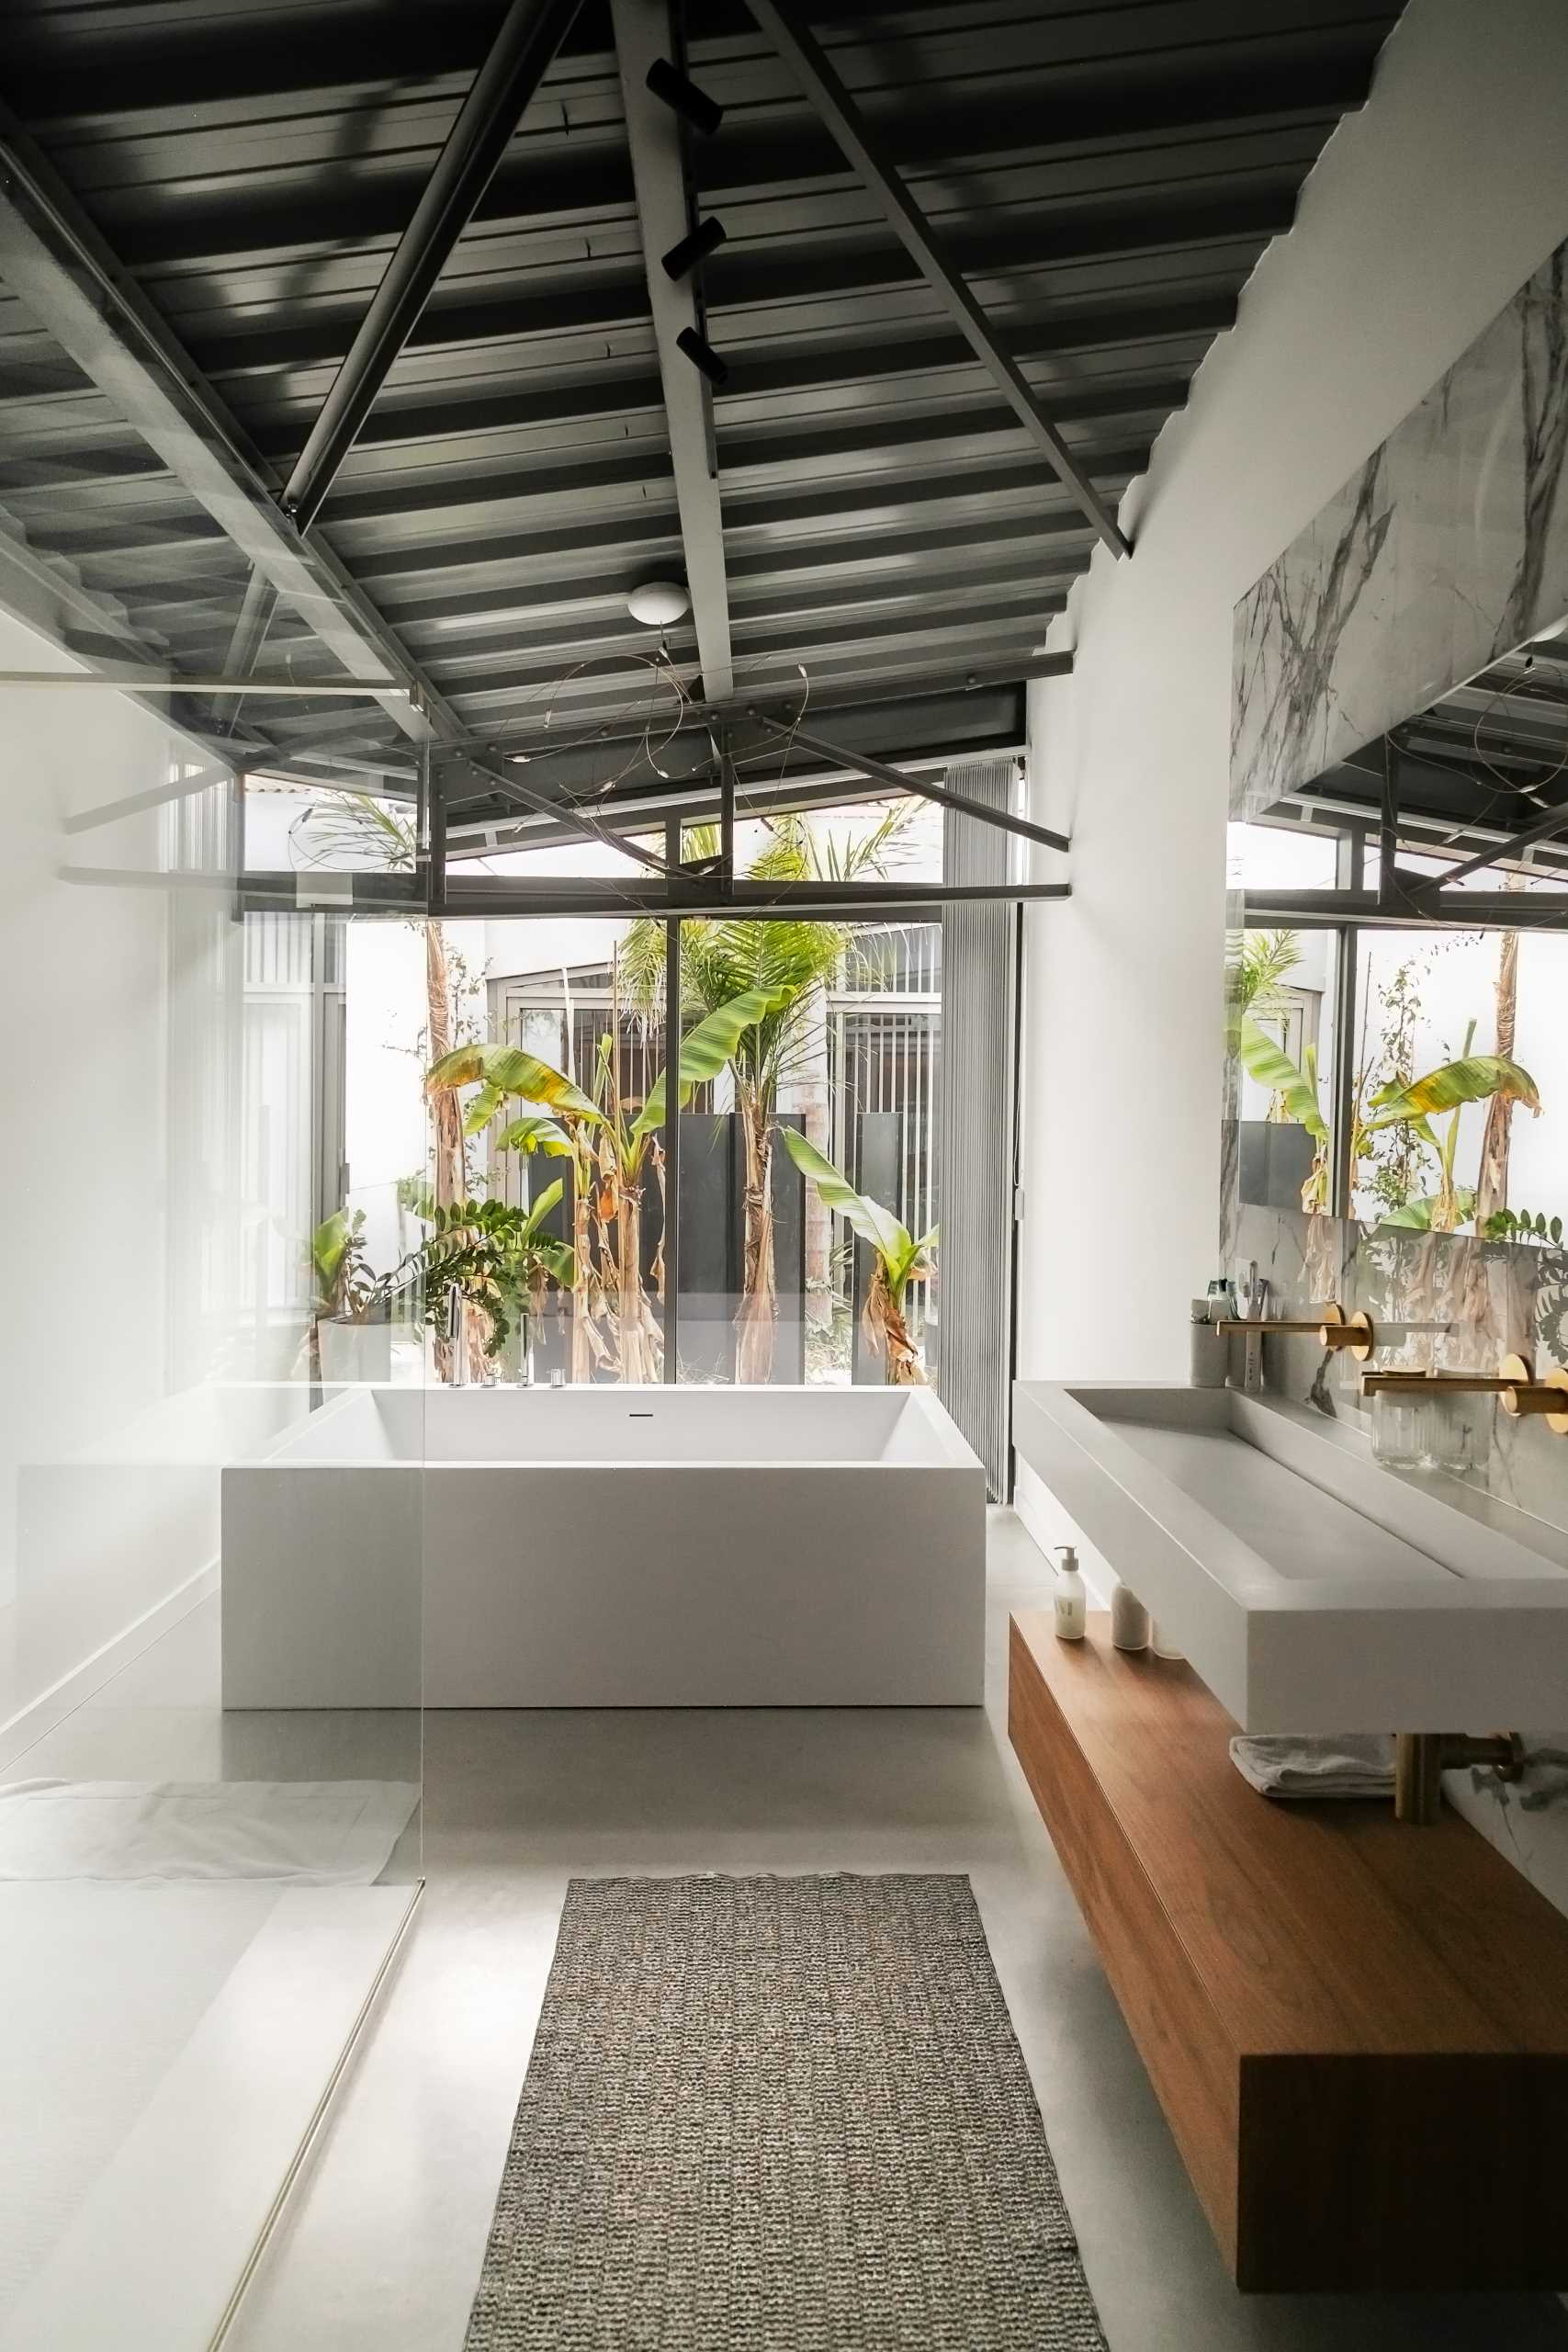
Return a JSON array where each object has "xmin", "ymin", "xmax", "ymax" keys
[{"xmin": 223, "ymin": 1510, "xmax": 1567, "ymax": 2352}]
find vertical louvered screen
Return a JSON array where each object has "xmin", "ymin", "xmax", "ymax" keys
[{"xmin": 938, "ymin": 758, "xmax": 1019, "ymax": 1498}]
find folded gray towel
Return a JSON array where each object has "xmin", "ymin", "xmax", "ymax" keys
[{"xmin": 1229, "ymin": 1733, "xmax": 1394, "ymax": 1801}]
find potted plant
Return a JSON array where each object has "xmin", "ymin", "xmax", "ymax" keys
[
  {"xmin": 405, "ymin": 1185, "xmax": 576, "ymax": 1381},
  {"xmin": 781, "ymin": 1128, "xmax": 936, "ymax": 1386},
  {"xmin": 308, "ymin": 1207, "xmax": 394, "ymax": 1385}
]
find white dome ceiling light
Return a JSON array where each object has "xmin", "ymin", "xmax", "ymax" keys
[{"xmin": 626, "ymin": 579, "xmax": 690, "ymax": 628}]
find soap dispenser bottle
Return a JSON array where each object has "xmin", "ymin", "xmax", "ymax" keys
[{"xmin": 1053, "ymin": 1546, "xmax": 1087, "ymax": 1641}]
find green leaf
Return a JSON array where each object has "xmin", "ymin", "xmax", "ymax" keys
[
  {"xmin": 1237, "ymin": 1016, "xmax": 1329, "ymax": 1143},
  {"xmin": 428, "ymin": 1042, "xmax": 603, "ymax": 1128},
  {"xmin": 460, "ymin": 1080, "xmax": 504, "ymax": 1137},
  {"xmin": 494, "ymin": 1112, "xmax": 573, "ymax": 1159},
  {"xmin": 1230, "ymin": 929, "xmax": 1303, "ymax": 1015},
  {"xmin": 1380, "ymin": 1186, "xmax": 1477, "ymax": 1231},
  {"xmin": 1364, "ymin": 1054, "xmax": 1540, "ymax": 1131},
  {"xmin": 632, "ymin": 982, "xmax": 794, "ymax": 1139},
  {"xmin": 519, "ymin": 1178, "xmax": 565, "ymax": 1238},
  {"xmin": 310, "ymin": 1210, "xmax": 351, "ymax": 1289},
  {"xmin": 539, "ymin": 1241, "xmax": 577, "ymax": 1287},
  {"xmin": 781, "ymin": 1126, "xmax": 916, "ymax": 1281}
]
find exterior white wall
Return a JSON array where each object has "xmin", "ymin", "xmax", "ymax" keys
[{"xmin": 1018, "ymin": 0, "xmax": 1568, "ymax": 1385}]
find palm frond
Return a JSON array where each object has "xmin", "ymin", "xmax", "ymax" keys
[
  {"xmin": 1231, "ymin": 928, "xmax": 1302, "ymax": 1012},
  {"xmin": 288, "ymin": 788, "xmax": 416, "ymax": 873},
  {"xmin": 616, "ymin": 918, "xmax": 667, "ymax": 1013}
]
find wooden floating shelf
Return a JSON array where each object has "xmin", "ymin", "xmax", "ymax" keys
[{"xmin": 1009, "ymin": 1612, "xmax": 1568, "ymax": 2293}]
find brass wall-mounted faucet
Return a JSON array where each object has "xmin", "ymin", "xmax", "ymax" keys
[
  {"xmin": 1362, "ymin": 1353, "xmax": 1568, "ymax": 1432},
  {"xmin": 1207, "ymin": 1272, "xmax": 1454, "ymax": 1386},
  {"xmin": 1213, "ymin": 1305, "xmax": 1452, "ymax": 1360}
]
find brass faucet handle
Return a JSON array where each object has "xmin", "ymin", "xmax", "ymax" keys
[
  {"xmin": 1319, "ymin": 1305, "xmax": 1375, "ymax": 1361},
  {"xmin": 1500, "ymin": 1353, "xmax": 1568, "ymax": 1433}
]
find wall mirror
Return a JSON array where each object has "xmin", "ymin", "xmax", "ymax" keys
[
  {"xmin": 1232, "ymin": 624, "xmax": 1568, "ymax": 1238},
  {"xmin": 1227, "ymin": 235, "xmax": 1568, "ymax": 1246}
]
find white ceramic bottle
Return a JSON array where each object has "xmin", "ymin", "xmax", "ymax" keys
[{"xmin": 1053, "ymin": 1545, "xmax": 1087, "ymax": 1641}]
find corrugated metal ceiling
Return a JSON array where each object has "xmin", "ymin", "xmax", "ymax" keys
[{"xmin": 0, "ymin": 0, "xmax": 1404, "ymax": 817}]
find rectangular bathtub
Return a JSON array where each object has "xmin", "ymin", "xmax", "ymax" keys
[{"xmin": 220, "ymin": 1385, "xmax": 987, "ymax": 1708}]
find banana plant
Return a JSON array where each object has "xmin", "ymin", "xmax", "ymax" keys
[
  {"xmin": 1382, "ymin": 1188, "xmax": 1479, "ymax": 1232},
  {"xmin": 782, "ymin": 1128, "xmax": 936, "ymax": 1386},
  {"xmin": 429, "ymin": 981, "xmax": 790, "ymax": 1380},
  {"xmin": 1237, "ymin": 1012, "xmax": 1540, "ymax": 1230},
  {"xmin": 1237, "ymin": 1015, "xmax": 1331, "ymax": 1211},
  {"xmin": 620, "ymin": 805, "xmax": 914, "ymax": 1384},
  {"xmin": 1359, "ymin": 1020, "xmax": 1539, "ymax": 1233}
]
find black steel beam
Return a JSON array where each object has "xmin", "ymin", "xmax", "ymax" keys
[
  {"xmin": 1410, "ymin": 793, "xmax": 1568, "ymax": 898},
  {"xmin": 426, "ymin": 761, "xmax": 448, "ymax": 916},
  {"xmin": 447, "ymin": 766, "xmax": 876, "ymax": 855},
  {"xmin": 217, "ymin": 570, "xmax": 277, "ymax": 735},
  {"xmin": 0, "ymin": 106, "xmax": 450, "ymax": 745},
  {"xmin": 746, "ymin": 0, "xmax": 1131, "ymax": 560},
  {"xmin": 285, "ymin": 0, "xmax": 584, "ymax": 532},
  {"xmin": 438, "ymin": 876, "xmax": 1073, "ymax": 918},
  {"xmin": 218, "ymin": 0, "xmax": 582, "ymax": 689},
  {"xmin": 446, "ymin": 747, "xmax": 673, "ymax": 876},
  {"xmin": 1377, "ymin": 732, "xmax": 1400, "ymax": 910},
  {"xmin": 1242, "ymin": 888, "xmax": 1568, "ymax": 932},
  {"xmin": 433, "ymin": 673, "xmax": 1042, "ymax": 820},
  {"xmin": 210, "ymin": 868, "xmax": 1068, "ymax": 918},
  {"xmin": 767, "ymin": 722, "xmax": 1067, "ymax": 856},
  {"xmin": 612, "ymin": 0, "xmax": 733, "ymax": 698}
]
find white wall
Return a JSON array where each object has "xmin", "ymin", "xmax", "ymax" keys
[{"xmin": 1019, "ymin": 0, "xmax": 1568, "ymax": 1385}]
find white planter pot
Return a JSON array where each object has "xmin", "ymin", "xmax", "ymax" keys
[{"xmin": 318, "ymin": 1316, "xmax": 392, "ymax": 1385}]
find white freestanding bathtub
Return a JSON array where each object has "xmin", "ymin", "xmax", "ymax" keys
[{"xmin": 220, "ymin": 1385, "xmax": 987, "ymax": 1709}]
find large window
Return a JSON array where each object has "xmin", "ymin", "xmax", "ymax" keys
[
  {"xmin": 479, "ymin": 803, "xmax": 945, "ymax": 1386},
  {"xmin": 246, "ymin": 779, "xmax": 1012, "ymax": 1395}
]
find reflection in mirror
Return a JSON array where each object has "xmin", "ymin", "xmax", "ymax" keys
[{"xmin": 1232, "ymin": 618, "xmax": 1568, "ymax": 1239}]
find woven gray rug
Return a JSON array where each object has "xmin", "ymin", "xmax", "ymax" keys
[{"xmin": 464, "ymin": 1872, "xmax": 1107, "ymax": 2350}]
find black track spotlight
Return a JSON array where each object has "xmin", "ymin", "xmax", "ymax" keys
[
  {"xmin": 646, "ymin": 56, "xmax": 724, "ymax": 137},
  {"xmin": 676, "ymin": 325, "xmax": 728, "ymax": 388},
  {"xmin": 660, "ymin": 215, "xmax": 728, "ymax": 281}
]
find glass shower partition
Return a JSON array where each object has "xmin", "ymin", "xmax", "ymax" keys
[{"xmin": 0, "ymin": 701, "xmax": 427, "ymax": 2343}]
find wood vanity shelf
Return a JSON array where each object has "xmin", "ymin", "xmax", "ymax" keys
[{"xmin": 1010, "ymin": 1613, "xmax": 1568, "ymax": 2292}]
